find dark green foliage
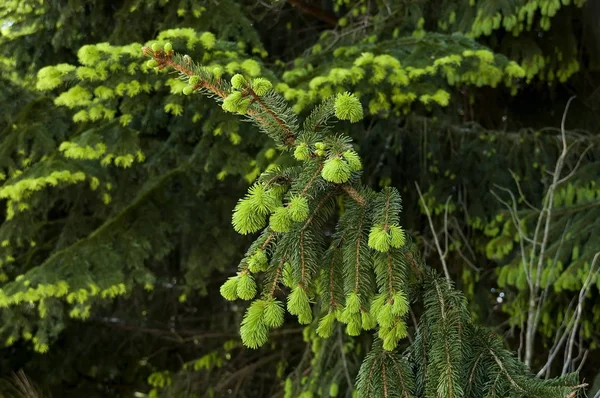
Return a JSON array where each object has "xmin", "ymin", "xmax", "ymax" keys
[{"xmin": 1, "ymin": 0, "xmax": 599, "ymax": 397}]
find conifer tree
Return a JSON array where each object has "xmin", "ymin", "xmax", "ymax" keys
[{"xmin": 141, "ymin": 42, "xmax": 586, "ymax": 398}]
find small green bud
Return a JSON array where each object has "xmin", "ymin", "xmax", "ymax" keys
[
  {"xmin": 287, "ymin": 286, "xmax": 312, "ymax": 324},
  {"xmin": 391, "ymin": 290, "xmax": 409, "ymax": 316},
  {"xmin": 146, "ymin": 59, "xmax": 158, "ymax": 68},
  {"xmin": 232, "ymin": 197, "xmax": 268, "ymax": 235},
  {"xmin": 314, "ymin": 142, "xmax": 326, "ymax": 150},
  {"xmin": 329, "ymin": 383, "xmax": 339, "ymax": 397},
  {"xmin": 182, "ymin": 86, "xmax": 194, "ymax": 95},
  {"xmin": 163, "ymin": 42, "xmax": 173, "ymax": 52},
  {"xmin": 248, "ymin": 249, "xmax": 269, "ymax": 273},
  {"xmin": 252, "ymin": 77, "xmax": 273, "ymax": 96},
  {"xmin": 151, "ymin": 43, "xmax": 162, "ymax": 52},
  {"xmin": 389, "ymin": 224, "xmax": 406, "ymax": 248},
  {"xmin": 361, "ymin": 310, "xmax": 377, "ymax": 330},
  {"xmin": 189, "ymin": 75, "xmax": 200, "ymax": 85},
  {"xmin": 270, "ymin": 207, "xmax": 292, "ymax": 233},
  {"xmin": 237, "ymin": 273, "xmax": 257, "ymax": 300},
  {"xmin": 264, "ymin": 299, "xmax": 285, "ymax": 328},
  {"xmin": 236, "ymin": 98, "xmax": 252, "ymax": 115},
  {"xmin": 288, "ymin": 196, "xmax": 309, "ymax": 222},
  {"xmin": 293, "ymin": 144, "xmax": 311, "ymax": 161},
  {"xmin": 222, "ymin": 91, "xmax": 244, "ymax": 113},
  {"xmin": 382, "ymin": 331, "xmax": 398, "ymax": 351},
  {"xmin": 342, "ymin": 150, "xmax": 362, "ymax": 171},
  {"xmin": 335, "ymin": 92, "xmax": 363, "ymax": 123},
  {"xmin": 376, "ymin": 303, "xmax": 394, "ymax": 328},
  {"xmin": 345, "ymin": 292, "xmax": 361, "ymax": 314},
  {"xmin": 282, "ymin": 262, "xmax": 295, "ymax": 288},
  {"xmin": 321, "ymin": 157, "xmax": 351, "ymax": 184},
  {"xmin": 220, "ymin": 277, "xmax": 239, "ymax": 301},
  {"xmin": 231, "ymin": 73, "xmax": 247, "ymax": 90},
  {"xmin": 315, "ymin": 149, "xmax": 325, "ymax": 157},
  {"xmin": 394, "ymin": 320, "xmax": 408, "ymax": 339},
  {"xmin": 240, "ymin": 300, "xmax": 269, "ymax": 349},
  {"xmin": 368, "ymin": 224, "xmax": 390, "ymax": 252},
  {"xmin": 346, "ymin": 315, "xmax": 362, "ymax": 336},
  {"xmin": 316, "ymin": 312, "xmax": 336, "ymax": 338}
]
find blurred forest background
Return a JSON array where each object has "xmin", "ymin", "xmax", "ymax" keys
[{"xmin": 0, "ymin": 0, "xmax": 600, "ymax": 397}]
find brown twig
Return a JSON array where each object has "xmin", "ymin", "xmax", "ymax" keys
[
  {"xmin": 342, "ymin": 184, "xmax": 366, "ymax": 206},
  {"xmin": 287, "ymin": 0, "xmax": 339, "ymax": 26}
]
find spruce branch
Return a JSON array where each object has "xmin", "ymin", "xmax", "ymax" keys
[{"xmin": 142, "ymin": 43, "xmax": 586, "ymax": 398}]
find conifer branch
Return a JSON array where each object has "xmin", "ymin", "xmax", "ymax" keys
[
  {"xmin": 328, "ymin": 247, "xmax": 341, "ymax": 308},
  {"xmin": 299, "ymin": 192, "xmax": 334, "ymax": 285},
  {"xmin": 382, "ymin": 361, "xmax": 389, "ymax": 398},
  {"xmin": 247, "ymin": 89, "xmax": 296, "ymax": 145},
  {"xmin": 489, "ymin": 349, "xmax": 525, "ymax": 392},
  {"xmin": 269, "ymin": 259, "xmax": 285, "ymax": 297},
  {"xmin": 390, "ymin": 358, "xmax": 411, "ymax": 398},
  {"xmin": 354, "ymin": 210, "xmax": 367, "ymax": 292},
  {"xmin": 386, "ymin": 252, "xmax": 395, "ymax": 298},
  {"xmin": 466, "ymin": 353, "xmax": 484, "ymax": 396},
  {"xmin": 342, "ymin": 184, "xmax": 366, "ymax": 206},
  {"xmin": 261, "ymin": 232, "xmax": 275, "ymax": 250},
  {"xmin": 300, "ymin": 164, "xmax": 324, "ymax": 196},
  {"xmin": 144, "ymin": 47, "xmax": 295, "ymax": 147},
  {"xmin": 143, "ymin": 47, "xmax": 228, "ymax": 99}
]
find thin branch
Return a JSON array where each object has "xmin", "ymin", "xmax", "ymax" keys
[
  {"xmin": 338, "ymin": 326, "xmax": 354, "ymax": 388},
  {"xmin": 562, "ymin": 251, "xmax": 600, "ymax": 375},
  {"xmin": 443, "ymin": 195, "xmax": 452, "ymax": 258},
  {"xmin": 287, "ymin": 0, "xmax": 339, "ymax": 26},
  {"xmin": 415, "ymin": 182, "xmax": 451, "ymax": 283}
]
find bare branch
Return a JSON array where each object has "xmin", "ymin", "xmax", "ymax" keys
[{"xmin": 415, "ymin": 182, "xmax": 451, "ymax": 283}]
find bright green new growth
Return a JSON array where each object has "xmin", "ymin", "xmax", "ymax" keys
[
  {"xmin": 334, "ymin": 92, "xmax": 363, "ymax": 123},
  {"xmin": 264, "ymin": 299, "xmax": 285, "ymax": 328},
  {"xmin": 219, "ymin": 277, "xmax": 239, "ymax": 301},
  {"xmin": 248, "ymin": 249, "xmax": 269, "ymax": 273},
  {"xmin": 252, "ymin": 77, "xmax": 273, "ymax": 96},
  {"xmin": 288, "ymin": 195, "xmax": 309, "ymax": 222},
  {"xmin": 287, "ymin": 286, "xmax": 312, "ymax": 325},
  {"xmin": 236, "ymin": 273, "xmax": 257, "ymax": 300},
  {"xmin": 342, "ymin": 150, "xmax": 362, "ymax": 171},
  {"xmin": 321, "ymin": 157, "xmax": 352, "ymax": 183},
  {"xmin": 231, "ymin": 183, "xmax": 279, "ymax": 234},
  {"xmin": 240, "ymin": 299, "xmax": 269, "ymax": 349},
  {"xmin": 316, "ymin": 312, "xmax": 336, "ymax": 338},
  {"xmin": 368, "ymin": 223, "xmax": 406, "ymax": 252},
  {"xmin": 293, "ymin": 143, "xmax": 311, "ymax": 161},
  {"xmin": 270, "ymin": 206, "xmax": 293, "ymax": 232},
  {"xmin": 231, "ymin": 73, "xmax": 247, "ymax": 90},
  {"xmin": 367, "ymin": 224, "xmax": 390, "ymax": 252},
  {"xmin": 329, "ymin": 382, "xmax": 339, "ymax": 397}
]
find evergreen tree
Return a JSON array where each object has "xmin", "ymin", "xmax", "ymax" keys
[
  {"xmin": 138, "ymin": 42, "xmax": 585, "ymax": 398},
  {"xmin": 0, "ymin": 0, "xmax": 599, "ymax": 396}
]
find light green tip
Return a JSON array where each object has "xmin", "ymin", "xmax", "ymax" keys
[
  {"xmin": 231, "ymin": 73, "xmax": 247, "ymax": 90},
  {"xmin": 321, "ymin": 157, "xmax": 351, "ymax": 184},
  {"xmin": 334, "ymin": 92, "xmax": 363, "ymax": 123}
]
